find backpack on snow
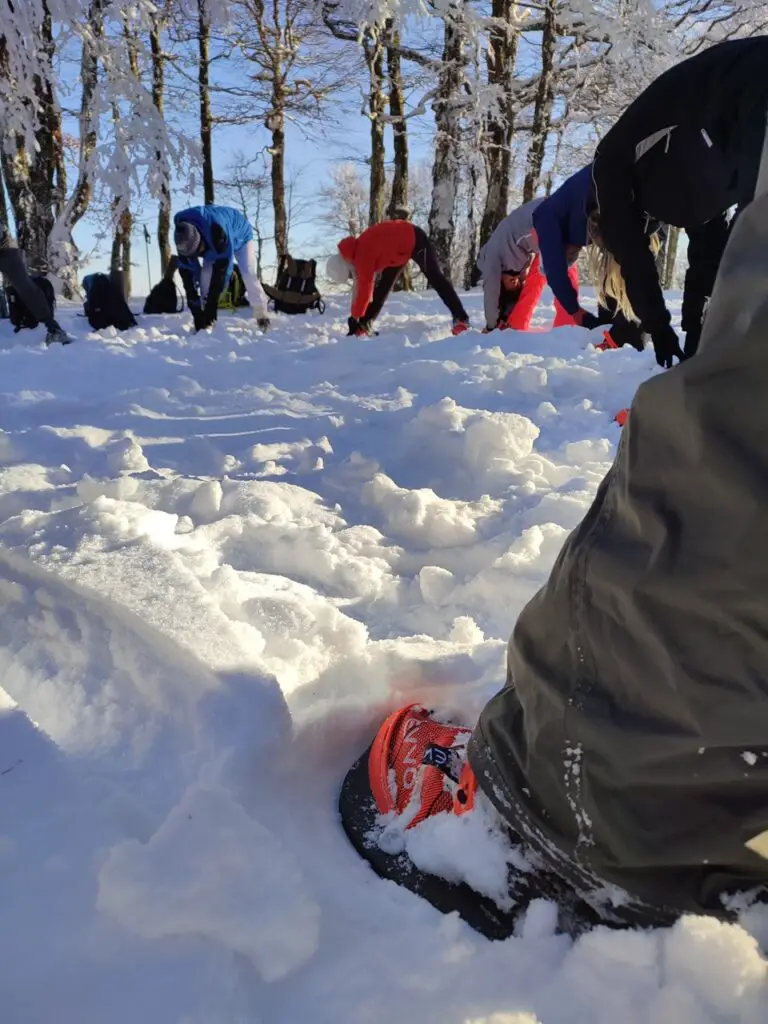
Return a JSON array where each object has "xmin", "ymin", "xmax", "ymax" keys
[
  {"xmin": 83, "ymin": 273, "xmax": 137, "ymax": 331},
  {"xmin": 262, "ymin": 254, "xmax": 325, "ymax": 315},
  {"xmin": 144, "ymin": 276, "xmax": 184, "ymax": 315},
  {"xmin": 8, "ymin": 275, "xmax": 55, "ymax": 332},
  {"xmin": 217, "ymin": 264, "xmax": 249, "ymax": 311}
]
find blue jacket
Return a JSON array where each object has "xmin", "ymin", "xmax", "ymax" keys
[
  {"xmin": 174, "ymin": 205, "xmax": 253, "ymax": 283},
  {"xmin": 531, "ymin": 166, "xmax": 593, "ymax": 315}
]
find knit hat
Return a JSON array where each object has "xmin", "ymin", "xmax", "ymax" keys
[
  {"xmin": 325, "ymin": 251, "xmax": 351, "ymax": 285},
  {"xmin": 174, "ymin": 220, "xmax": 203, "ymax": 257}
]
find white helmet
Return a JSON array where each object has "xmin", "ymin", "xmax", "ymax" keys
[{"xmin": 325, "ymin": 252, "xmax": 351, "ymax": 285}]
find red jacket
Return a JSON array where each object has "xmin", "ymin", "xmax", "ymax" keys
[{"xmin": 338, "ymin": 221, "xmax": 416, "ymax": 319}]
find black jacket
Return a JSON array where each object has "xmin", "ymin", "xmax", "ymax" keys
[
  {"xmin": 592, "ymin": 37, "xmax": 768, "ymax": 337},
  {"xmin": 469, "ymin": 183, "xmax": 768, "ymax": 922}
]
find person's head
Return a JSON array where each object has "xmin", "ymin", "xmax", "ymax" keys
[
  {"xmin": 500, "ymin": 270, "xmax": 524, "ymax": 295},
  {"xmin": 325, "ymin": 250, "xmax": 353, "ymax": 285},
  {"xmin": 174, "ymin": 220, "xmax": 203, "ymax": 258},
  {"xmin": 586, "ymin": 217, "xmax": 661, "ymax": 324}
]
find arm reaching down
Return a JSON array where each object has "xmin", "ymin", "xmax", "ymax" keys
[
  {"xmin": 481, "ymin": 253, "xmax": 504, "ymax": 329},
  {"xmin": 533, "ymin": 196, "xmax": 580, "ymax": 317}
]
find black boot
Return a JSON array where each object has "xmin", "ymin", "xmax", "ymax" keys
[{"xmin": 45, "ymin": 320, "xmax": 72, "ymax": 346}]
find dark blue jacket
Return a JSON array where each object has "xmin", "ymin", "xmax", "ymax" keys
[
  {"xmin": 174, "ymin": 205, "xmax": 253, "ymax": 283},
  {"xmin": 532, "ymin": 167, "xmax": 593, "ymax": 315}
]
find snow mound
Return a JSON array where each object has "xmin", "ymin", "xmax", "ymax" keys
[{"xmin": 98, "ymin": 784, "xmax": 320, "ymax": 982}]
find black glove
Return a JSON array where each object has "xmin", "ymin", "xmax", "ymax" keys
[
  {"xmin": 577, "ymin": 309, "xmax": 601, "ymax": 330},
  {"xmin": 257, "ymin": 317, "xmax": 270, "ymax": 331},
  {"xmin": 651, "ymin": 324, "xmax": 686, "ymax": 369},
  {"xmin": 347, "ymin": 316, "xmax": 378, "ymax": 337},
  {"xmin": 683, "ymin": 321, "xmax": 702, "ymax": 359}
]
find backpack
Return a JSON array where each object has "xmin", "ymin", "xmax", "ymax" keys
[
  {"xmin": 8, "ymin": 275, "xmax": 55, "ymax": 332},
  {"xmin": 263, "ymin": 254, "xmax": 325, "ymax": 315},
  {"xmin": 218, "ymin": 265, "xmax": 249, "ymax": 311},
  {"xmin": 82, "ymin": 273, "xmax": 137, "ymax": 331},
  {"xmin": 144, "ymin": 277, "xmax": 184, "ymax": 315}
]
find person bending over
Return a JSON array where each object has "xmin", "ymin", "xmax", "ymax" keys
[
  {"xmin": 173, "ymin": 205, "xmax": 270, "ymax": 333},
  {"xmin": 325, "ymin": 220, "xmax": 470, "ymax": 337}
]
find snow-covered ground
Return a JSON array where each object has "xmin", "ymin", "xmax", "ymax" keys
[{"xmin": 1, "ymin": 287, "xmax": 766, "ymax": 1023}]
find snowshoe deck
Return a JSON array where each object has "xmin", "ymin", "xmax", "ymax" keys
[{"xmin": 339, "ymin": 745, "xmax": 520, "ymax": 941}]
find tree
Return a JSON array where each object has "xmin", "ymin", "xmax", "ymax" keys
[
  {"xmin": 385, "ymin": 20, "xmax": 408, "ymax": 222},
  {"xmin": 197, "ymin": 0, "xmax": 215, "ymax": 203},
  {"xmin": 364, "ymin": 26, "xmax": 387, "ymax": 226},
  {"xmin": 478, "ymin": 0, "xmax": 520, "ymax": 248},
  {"xmin": 230, "ymin": 0, "xmax": 351, "ymax": 257},
  {"xmin": 428, "ymin": 4, "xmax": 468, "ymax": 276},
  {"xmin": 522, "ymin": 0, "xmax": 557, "ymax": 201},
  {"xmin": 150, "ymin": 2, "xmax": 172, "ymax": 272},
  {"xmin": 0, "ymin": 0, "xmax": 64, "ymax": 273},
  {"xmin": 318, "ymin": 162, "xmax": 369, "ymax": 237},
  {"xmin": 215, "ymin": 150, "xmax": 270, "ymax": 275}
]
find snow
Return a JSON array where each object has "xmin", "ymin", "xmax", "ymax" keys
[{"xmin": 0, "ymin": 288, "xmax": 766, "ymax": 1023}]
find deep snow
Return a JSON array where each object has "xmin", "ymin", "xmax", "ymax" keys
[{"xmin": 0, "ymin": 288, "xmax": 766, "ymax": 1023}]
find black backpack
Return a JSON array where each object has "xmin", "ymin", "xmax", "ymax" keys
[
  {"xmin": 8, "ymin": 275, "xmax": 55, "ymax": 332},
  {"xmin": 263, "ymin": 254, "xmax": 325, "ymax": 315},
  {"xmin": 83, "ymin": 273, "xmax": 137, "ymax": 331},
  {"xmin": 218, "ymin": 264, "xmax": 250, "ymax": 311},
  {"xmin": 144, "ymin": 277, "xmax": 184, "ymax": 315}
]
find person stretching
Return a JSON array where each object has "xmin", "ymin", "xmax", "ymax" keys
[{"xmin": 325, "ymin": 220, "xmax": 470, "ymax": 337}]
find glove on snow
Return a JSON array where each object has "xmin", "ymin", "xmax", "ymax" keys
[
  {"xmin": 574, "ymin": 308, "xmax": 601, "ymax": 330},
  {"xmin": 257, "ymin": 317, "xmax": 271, "ymax": 331},
  {"xmin": 652, "ymin": 324, "xmax": 686, "ymax": 369},
  {"xmin": 348, "ymin": 316, "xmax": 377, "ymax": 337}
]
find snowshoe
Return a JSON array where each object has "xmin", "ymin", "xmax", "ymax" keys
[
  {"xmin": 339, "ymin": 704, "xmax": 520, "ymax": 940},
  {"xmin": 340, "ymin": 704, "xmax": 611, "ymax": 940}
]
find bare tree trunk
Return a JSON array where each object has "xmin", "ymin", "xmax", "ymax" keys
[
  {"xmin": 364, "ymin": 28, "xmax": 386, "ymax": 227},
  {"xmin": 428, "ymin": 5, "xmax": 466, "ymax": 277},
  {"xmin": 478, "ymin": 0, "xmax": 518, "ymax": 249},
  {"xmin": 386, "ymin": 24, "xmax": 408, "ymax": 218},
  {"xmin": 151, "ymin": 13, "xmax": 172, "ymax": 273},
  {"xmin": 543, "ymin": 124, "xmax": 565, "ymax": 196},
  {"xmin": 463, "ymin": 158, "xmax": 481, "ymax": 288},
  {"xmin": 198, "ymin": 0, "xmax": 215, "ymax": 204},
  {"xmin": 111, "ymin": 209, "xmax": 133, "ymax": 296},
  {"xmin": 384, "ymin": 22, "xmax": 412, "ymax": 288},
  {"xmin": 664, "ymin": 225, "xmax": 680, "ymax": 288},
  {"xmin": 522, "ymin": 0, "xmax": 557, "ymax": 201},
  {"xmin": 269, "ymin": 98, "xmax": 288, "ymax": 255}
]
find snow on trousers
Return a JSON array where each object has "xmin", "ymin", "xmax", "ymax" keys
[
  {"xmin": 362, "ymin": 227, "xmax": 468, "ymax": 324},
  {"xmin": 200, "ymin": 240, "xmax": 268, "ymax": 316},
  {"xmin": 505, "ymin": 254, "xmax": 579, "ymax": 330}
]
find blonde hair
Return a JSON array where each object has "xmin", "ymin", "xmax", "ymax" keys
[{"xmin": 587, "ymin": 233, "xmax": 662, "ymax": 324}]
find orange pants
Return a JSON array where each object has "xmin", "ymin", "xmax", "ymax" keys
[{"xmin": 505, "ymin": 254, "xmax": 579, "ymax": 330}]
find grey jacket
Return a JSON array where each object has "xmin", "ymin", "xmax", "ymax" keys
[
  {"xmin": 469, "ymin": 161, "xmax": 768, "ymax": 921},
  {"xmin": 476, "ymin": 199, "xmax": 544, "ymax": 328}
]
